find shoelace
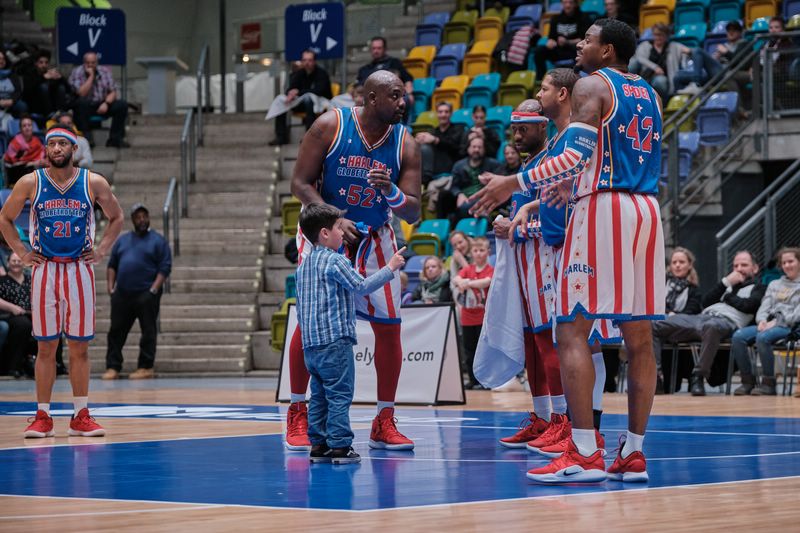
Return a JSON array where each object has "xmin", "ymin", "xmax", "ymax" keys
[
  {"xmin": 382, "ymin": 416, "xmax": 406, "ymax": 438},
  {"xmin": 538, "ymin": 416, "xmax": 566, "ymax": 441}
]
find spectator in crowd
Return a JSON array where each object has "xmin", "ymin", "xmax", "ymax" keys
[
  {"xmin": 54, "ymin": 112, "xmax": 93, "ymax": 168},
  {"xmin": 447, "ymin": 230, "xmax": 471, "ymax": 292},
  {"xmin": 416, "ymin": 102, "xmax": 465, "ymax": 185},
  {"xmin": 0, "ymin": 50, "xmax": 24, "ymax": 130},
  {"xmin": 411, "ymin": 256, "xmax": 452, "ymax": 304},
  {"xmin": 655, "ymin": 246, "xmax": 703, "ymax": 391},
  {"xmin": 732, "ymin": 248, "xmax": 800, "ymax": 396},
  {"xmin": 629, "ymin": 23, "xmax": 689, "ymax": 101},
  {"xmin": 652, "ymin": 250, "xmax": 765, "ymax": 396},
  {"xmin": 270, "ymin": 49, "xmax": 332, "ymax": 146},
  {"xmin": 460, "ymin": 105, "xmax": 500, "ymax": 160},
  {"xmin": 20, "ymin": 50, "xmax": 72, "ymax": 124},
  {"xmin": 69, "ymin": 51, "xmax": 129, "ymax": 148},
  {"xmin": 103, "ymin": 204, "xmax": 172, "ymax": 380},
  {"xmin": 3, "ymin": 115, "xmax": 46, "ymax": 185},
  {"xmin": 604, "ymin": 0, "xmax": 637, "ymax": 26},
  {"xmin": 501, "ymin": 143, "xmax": 522, "ymax": 175},
  {"xmin": 438, "ymin": 136, "xmax": 503, "ymax": 223},
  {"xmin": 399, "ymin": 271, "xmax": 414, "ymax": 305},
  {"xmin": 675, "ymin": 21, "xmax": 748, "ymax": 94},
  {"xmin": 357, "ymin": 36, "xmax": 414, "ymax": 109},
  {"xmin": 453, "ymin": 236, "xmax": 494, "ymax": 389},
  {"xmin": 533, "ymin": 0, "xmax": 593, "ymax": 80},
  {"xmin": 330, "ymin": 82, "xmax": 364, "ymax": 109}
]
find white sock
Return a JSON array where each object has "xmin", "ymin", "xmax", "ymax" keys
[
  {"xmin": 572, "ymin": 428, "xmax": 598, "ymax": 456},
  {"xmin": 532, "ymin": 395, "xmax": 551, "ymax": 422},
  {"xmin": 551, "ymin": 394, "xmax": 567, "ymax": 414},
  {"xmin": 37, "ymin": 403, "xmax": 50, "ymax": 415},
  {"xmin": 592, "ymin": 351, "xmax": 606, "ymax": 411},
  {"xmin": 377, "ymin": 401, "xmax": 394, "ymax": 414},
  {"xmin": 621, "ymin": 431, "xmax": 644, "ymax": 458},
  {"xmin": 290, "ymin": 393, "xmax": 306, "ymax": 404},
  {"xmin": 73, "ymin": 397, "xmax": 88, "ymax": 414}
]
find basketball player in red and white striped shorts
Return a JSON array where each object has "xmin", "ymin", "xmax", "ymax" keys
[{"xmin": 0, "ymin": 126, "xmax": 124, "ymax": 438}]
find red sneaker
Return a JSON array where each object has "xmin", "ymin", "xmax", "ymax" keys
[
  {"xmin": 285, "ymin": 402, "xmax": 311, "ymax": 451},
  {"xmin": 68, "ymin": 408, "xmax": 106, "ymax": 437},
  {"xmin": 24, "ymin": 410, "xmax": 54, "ymax": 438},
  {"xmin": 607, "ymin": 437, "xmax": 649, "ymax": 482},
  {"xmin": 369, "ymin": 407, "xmax": 414, "ymax": 450},
  {"xmin": 499, "ymin": 413, "xmax": 549, "ymax": 448},
  {"xmin": 538, "ymin": 430, "xmax": 605, "ymax": 458},
  {"xmin": 526, "ymin": 439, "xmax": 607, "ymax": 483},
  {"xmin": 526, "ymin": 413, "xmax": 571, "ymax": 453}
]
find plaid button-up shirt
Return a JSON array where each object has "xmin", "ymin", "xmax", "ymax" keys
[{"xmin": 69, "ymin": 65, "xmax": 118, "ymax": 104}]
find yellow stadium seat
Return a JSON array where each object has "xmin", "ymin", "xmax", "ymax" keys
[
  {"xmin": 639, "ymin": 5, "xmax": 672, "ymax": 33},
  {"xmin": 400, "ymin": 219, "xmax": 415, "ymax": 242},
  {"xmin": 475, "ymin": 16, "xmax": 503, "ymax": 42},
  {"xmin": 411, "ymin": 110, "xmax": 438, "ymax": 135},
  {"xmin": 270, "ymin": 298, "xmax": 296, "ymax": 352},
  {"xmin": 281, "ymin": 197, "xmax": 302, "ymax": 237},
  {"xmin": 745, "ymin": 0, "xmax": 777, "ymax": 28},
  {"xmin": 403, "ymin": 45, "xmax": 438, "ymax": 80},
  {"xmin": 540, "ymin": 13, "xmax": 552, "ymax": 38},
  {"xmin": 331, "ymin": 82, "xmax": 341, "ymax": 97},
  {"xmin": 462, "ymin": 40, "xmax": 497, "ymax": 78},
  {"xmin": 498, "ymin": 70, "xmax": 536, "ymax": 108},
  {"xmin": 484, "ymin": 5, "xmax": 510, "ymax": 23},
  {"xmin": 443, "ymin": 9, "xmax": 478, "ymax": 44},
  {"xmin": 408, "ymin": 233, "xmax": 443, "ymax": 257},
  {"xmin": 432, "ymin": 75, "xmax": 471, "ymax": 111},
  {"xmin": 648, "ymin": 0, "xmax": 676, "ymax": 11}
]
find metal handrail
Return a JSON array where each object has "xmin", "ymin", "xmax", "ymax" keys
[
  {"xmin": 180, "ymin": 110, "xmax": 196, "ymax": 217},
  {"xmin": 196, "ymin": 43, "xmax": 211, "ymax": 147},
  {"xmin": 162, "ymin": 177, "xmax": 179, "ymax": 292}
]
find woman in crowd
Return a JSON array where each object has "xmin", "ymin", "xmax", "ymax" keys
[
  {"xmin": 411, "ymin": 256, "xmax": 452, "ymax": 304},
  {"xmin": 501, "ymin": 144, "xmax": 522, "ymax": 175},
  {"xmin": 731, "ymin": 248, "xmax": 800, "ymax": 396},
  {"xmin": 3, "ymin": 114, "xmax": 46, "ymax": 184}
]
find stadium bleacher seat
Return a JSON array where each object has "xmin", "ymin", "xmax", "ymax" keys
[
  {"xmin": 430, "ymin": 43, "xmax": 467, "ymax": 82},
  {"xmin": 485, "ymin": 105, "xmax": 513, "ymax": 140},
  {"xmin": 674, "ymin": 22, "xmax": 709, "ymax": 47},
  {"xmin": 664, "ymin": 94, "xmax": 698, "ymax": 133},
  {"xmin": 463, "ymin": 72, "xmax": 501, "ymax": 110},
  {"xmin": 506, "ymin": 4, "xmax": 542, "ymax": 33},
  {"xmin": 432, "ymin": 75, "xmax": 471, "ymax": 110},
  {"xmin": 411, "ymin": 77, "xmax": 437, "ymax": 121},
  {"xmin": 749, "ymin": 16, "xmax": 770, "ymax": 32},
  {"xmin": 639, "ymin": 5, "xmax": 672, "ymax": 32},
  {"xmin": 484, "ymin": 5, "xmax": 511, "ymax": 23},
  {"xmin": 496, "ymin": 139, "xmax": 507, "ymax": 161},
  {"xmin": 415, "ymin": 11, "xmax": 450, "ymax": 48},
  {"xmin": 403, "ymin": 45, "xmax": 438, "ymax": 80},
  {"xmin": 710, "ymin": 0, "xmax": 742, "ymax": 24},
  {"xmin": 400, "ymin": 219, "xmax": 415, "ymax": 242},
  {"xmin": 450, "ymin": 108, "xmax": 474, "ymax": 127},
  {"xmin": 270, "ymin": 298, "xmax": 295, "ymax": 352},
  {"xmin": 475, "ymin": 16, "xmax": 504, "ymax": 42},
  {"xmin": 463, "ymin": 40, "xmax": 497, "ymax": 78},
  {"xmin": 455, "ymin": 217, "xmax": 489, "ymax": 237},
  {"xmin": 660, "ymin": 131, "xmax": 700, "ymax": 184},
  {"xmin": 403, "ymin": 254, "xmax": 427, "ymax": 294},
  {"xmin": 409, "ymin": 219, "xmax": 451, "ymax": 256},
  {"xmin": 674, "ymin": 1, "xmax": 707, "ymax": 25},
  {"xmin": 498, "ymin": 70, "xmax": 536, "ymax": 108},
  {"xmin": 581, "ymin": 0, "xmax": 606, "ymax": 17},
  {"xmin": 696, "ymin": 91, "xmax": 739, "ymax": 145},
  {"xmin": 789, "ymin": 14, "xmax": 800, "ymax": 28},
  {"xmin": 281, "ymin": 197, "xmax": 302, "ymax": 237},
  {"xmin": 745, "ymin": 0, "xmax": 777, "ymax": 27},
  {"xmin": 785, "ymin": 0, "xmax": 800, "ymax": 19},
  {"xmin": 649, "ymin": 0, "xmax": 677, "ymax": 10},
  {"xmin": 285, "ymin": 274, "xmax": 296, "ymax": 300},
  {"xmin": 411, "ymin": 110, "xmax": 438, "ymax": 134},
  {"xmin": 547, "ymin": 2, "xmax": 564, "ymax": 14},
  {"xmin": 443, "ymin": 9, "xmax": 478, "ymax": 44}
]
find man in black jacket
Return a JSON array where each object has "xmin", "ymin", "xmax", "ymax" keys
[
  {"xmin": 652, "ymin": 251, "xmax": 766, "ymax": 395},
  {"xmin": 533, "ymin": 0, "xmax": 593, "ymax": 80},
  {"xmin": 357, "ymin": 37, "xmax": 414, "ymax": 109},
  {"xmin": 270, "ymin": 49, "xmax": 332, "ymax": 146},
  {"xmin": 415, "ymin": 102, "xmax": 465, "ymax": 185}
]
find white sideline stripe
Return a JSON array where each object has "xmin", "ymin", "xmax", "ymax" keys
[
  {"xmin": 0, "ymin": 431, "xmax": 280, "ymax": 452},
  {"xmin": 0, "ymin": 505, "xmax": 224, "ymax": 520},
  {"xmin": 424, "ymin": 424, "xmax": 800, "ymax": 438}
]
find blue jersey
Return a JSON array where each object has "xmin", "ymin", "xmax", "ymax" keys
[
  {"xmin": 574, "ymin": 68, "xmax": 662, "ymax": 198},
  {"xmin": 319, "ymin": 107, "xmax": 407, "ymax": 229},
  {"xmin": 30, "ymin": 168, "xmax": 95, "ymax": 258},
  {"xmin": 510, "ymin": 147, "xmax": 547, "ymax": 219},
  {"xmin": 539, "ymin": 133, "xmax": 572, "ymax": 248}
]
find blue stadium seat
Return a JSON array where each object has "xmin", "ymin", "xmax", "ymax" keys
[
  {"xmin": 660, "ymin": 132, "xmax": 701, "ymax": 184},
  {"xmin": 696, "ymin": 91, "xmax": 738, "ymax": 145},
  {"xmin": 674, "ymin": 1, "xmax": 707, "ymax": 26},
  {"xmin": 485, "ymin": 105, "xmax": 513, "ymax": 140},
  {"xmin": 463, "ymin": 72, "xmax": 501, "ymax": 110},
  {"xmin": 505, "ymin": 4, "xmax": 542, "ymax": 32},
  {"xmin": 450, "ymin": 108, "xmax": 474, "ymax": 127},
  {"xmin": 548, "ymin": 2, "xmax": 563, "ymax": 13},
  {"xmin": 403, "ymin": 254, "xmax": 427, "ymax": 294},
  {"xmin": 496, "ymin": 140, "xmax": 507, "ymax": 161},
  {"xmin": 455, "ymin": 217, "xmax": 489, "ymax": 237},
  {"xmin": 674, "ymin": 23, "xmax": 709, "ymax": 47},
  {"xmin": 416, "ymin": 25, "xmax": 443, "ymax": 48},
  {"xmin": 411, "ymin": 77, "xmax": 437, "ymax": 121},
  {"xmin": 709, "ymin": 0, "xmax": 742, "ymax": 24},
  {"xmin": 430, "ymin": 43, "xmax": 467, "ymax": 82},
  {"xmin": 704, "ymin": 32, "xmax": 728, "ymax": 54}
]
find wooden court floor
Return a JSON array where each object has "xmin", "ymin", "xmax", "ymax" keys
[{"xmin": 1, "ymin": 381, "xmax": 799, "ymax": 532}]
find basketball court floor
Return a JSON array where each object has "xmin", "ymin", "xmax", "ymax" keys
[{"xmin": 1, "ymin": 377, "xmax": 798, "ymax": 531}]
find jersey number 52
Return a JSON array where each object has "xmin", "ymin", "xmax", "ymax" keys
[{"xmin": 345, "ymin": 184, "xmax": 377, "ymax": 208}]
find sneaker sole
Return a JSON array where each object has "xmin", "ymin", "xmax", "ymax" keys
[
  {"xmin": 24, "ymin": 430, "xmax": 55, "ymax": 438},
  {"xmin": 607, "ymin": 471, "xmax": 649, "ymax": 482},
  {"xmin": 331, "ymin": 457, "xmax": 361, "ymax": 464},
  {"xmin": 539, "ymin": 447, "xmax": 606, "ymax": 459},
  {"xmin": 309, "ymin": 457, "xmax": 332, "ymax": 464},
  {"xmin": 526, "ymin": 443, "xmax": 547, "ymax": 453},
  {"xmin": 498, "ymin": 439, "xmax": 530, "ymax": 449},
  {"xmin": 527, "ymin": 468, "xmax": 607, "ymax": 483},
  {"xmin": 368, "ymin": 439, "xmax": 414, "ymax": 451},
  {"xmin": 285, "ymin": 442, "xmax": 312, "ymax": 451},
  {"xmin": 68, "ymin": 428, "xmax": 106, "ymax": 437}
]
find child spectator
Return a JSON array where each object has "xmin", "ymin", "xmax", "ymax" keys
[
  {"xmin": 411, "ymin": 256, "xmax": 452, "ymax": 304},
  {"xmin": 295, "ymin": 203, "xmax": 406, "ymax": 464},
  {"xmin": 453, "ymin": 236, "xmax": 494, "ymax": 389}
]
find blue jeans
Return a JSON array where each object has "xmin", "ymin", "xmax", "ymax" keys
[
  {"xmin": 674, "ymin": 48, "xmax": 723, "ymax": 89},
  {"xmin": 304, "ymin": 338, "xmax": 355, "ymax": 449},
  {"xmin": 731, "ymin": 325, "xmax": 791, "ymax": 377}
]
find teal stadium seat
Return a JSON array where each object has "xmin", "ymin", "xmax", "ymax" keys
[
  {"xmin": 455, "ymin": 217, "xmax": 488, "ymax": 237},
  {"xmin": 463, "ymin": 72, "xmax": 501, "ymax": 110}
]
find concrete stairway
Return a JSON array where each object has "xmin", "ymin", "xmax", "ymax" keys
[
  {"xmin": 0, "ymin": 0, "xmax": 52, "ymax": 48},
  {"xmin": 87, "ymin": 112, "xmax": 276, "ymax": 376}
]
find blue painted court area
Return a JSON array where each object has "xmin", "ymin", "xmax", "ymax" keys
[{"xmin": 1, "ymin": 402, "xmax": 799, "ymax": 510}]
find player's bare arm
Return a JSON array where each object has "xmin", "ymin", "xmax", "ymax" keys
[
  {"xmin": 0, "ymin": 173, "xmax": 43, "ymax": 266},
  {"xmin": 83, "ymin": 172, "xmax": 123, "ymax": 264},
  {"xmin": 387, "ymin": 131, "xmax": 422, "ymax": 223}
]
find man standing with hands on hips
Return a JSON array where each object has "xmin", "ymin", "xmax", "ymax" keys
[{"xmin": 103, "ymin": 203, "xmax": 172, "ymax": 380}]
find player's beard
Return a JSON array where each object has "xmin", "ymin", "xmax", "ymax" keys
[{"xmin": 48, "ymin": 152, "xmax": 73, "ymax": 168}]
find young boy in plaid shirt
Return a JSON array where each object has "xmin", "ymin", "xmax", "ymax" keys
[{"xmin": 296, "ymin": 203, "xmax": 406, "ymax": 464}]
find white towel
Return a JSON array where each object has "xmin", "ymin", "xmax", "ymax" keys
[{"xmin": 473, "ymin": 233, "xmax": 526, "ymax": 388}]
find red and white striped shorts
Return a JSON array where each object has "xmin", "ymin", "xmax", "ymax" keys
[
  {"xmin": 514, "ymin": 236, "xmax": 555, "ymax": 333},
  {"xmin": 31, "ymin": 260, "xmax": 96, "ymax": 341},
  {"xmin": 556, "ymin": 192, "xmax": 666, "ymax": 322}
]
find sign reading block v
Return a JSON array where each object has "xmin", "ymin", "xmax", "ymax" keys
[
  {"xmin": 57, "ymin": 7, "xmax": 127, "ymax": 66},
  {"xmin": 284, "ymin": 2, "xmax": 344, "ymax": 61}
]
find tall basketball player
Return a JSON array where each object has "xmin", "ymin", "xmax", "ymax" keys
[
  {"xmin": 471, "ymin": 19, "xmax": 665, "ymax": 483},
  {"xmin": 0, "ymin": 126, "xmax": 124, "ymax": 438},
  {"xmin": 287, "ymin": 71, "xmax": 421, "ymax": 451}
]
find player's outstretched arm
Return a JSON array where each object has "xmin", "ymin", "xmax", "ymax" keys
[
  {"xmin": 0, "ymin": 173, "xmax": 41, "ymax": 265},
  {"xmin": 87, "ymin": 172, "xmax": 124, "ymax": 264},
  {"xmin": 290, "ymin": 110, "xmax": 337, "ymax": 207}
]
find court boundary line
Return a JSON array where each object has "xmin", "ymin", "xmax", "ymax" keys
[
  {"xmin": 1, "ymin": 475, "xmax": 799, "ymax": 514},
  {"xmin": 0, "ymin": 505, "xmax": 225, "ymax": 521}
]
